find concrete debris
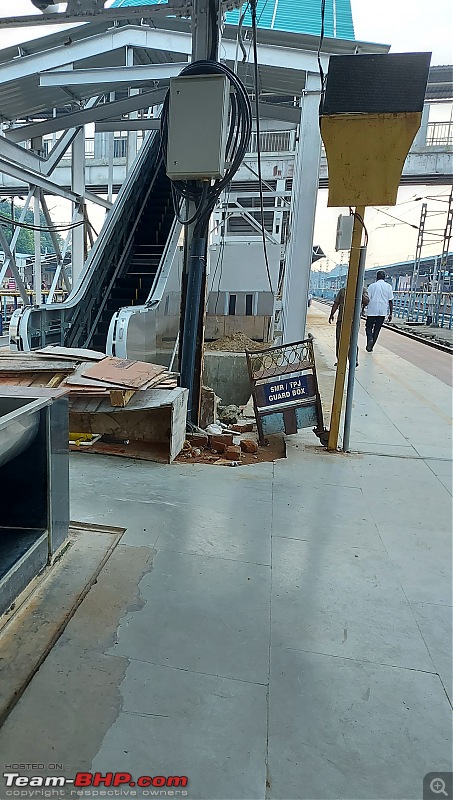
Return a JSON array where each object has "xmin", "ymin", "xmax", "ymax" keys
[
  {"xmin": 206, "ymin": 423, "xmax": 223, "ymax": 435},
  {"xmin": 218, "ymin": 404, "xmax": 240, "ymax": 424},
  {"xmin": 231, "ymin": 422, "xmax": 254, "ymax": 433},
  {"xmin": 200, "ymin": 385, "xmax": 220, "ymax": 429},
  {"xmin": 210, "ymin": 433, "xmax": 234, "ymax": 453},
  {"xmin": 205, "ymin": 332, "xmax": 269, "ymax": 352},
  {"xmin": 224, "ymin": 445, "xmax": 242, "ymax": 460}
]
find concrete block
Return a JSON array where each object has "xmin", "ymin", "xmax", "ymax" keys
[
  {"xmin": 203, "ymin": 352, "xmax": 251, "ymax": 406},
  {"xmin": 200, "ymin": 385, "xmax": 219, "ymax": 429}
]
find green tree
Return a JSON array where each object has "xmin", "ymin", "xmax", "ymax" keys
[{"xmin": 0, "ymin": 201, "xmax": 64, "ymax": 255}]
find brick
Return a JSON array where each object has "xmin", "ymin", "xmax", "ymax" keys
[
  {"xmin": 231, "ymin": 422, "xmax": 254, "ymax": 433},
  {"xmin": 240, "ymin": 439, "xmax": 258, "ymax": 454},
  {"xmin": 210, "ymin": 433, "xmax": 233, "ymax": 447},
  {"xmin": 187, "ymin": 433, "xmax": 208, "ymax": 448},
  {"xmin": 211, "ymin": 440, "xmax": 226, "ymax": 454},
  {"xmin": 224, "ymin": 445, "xmax": 242, "ymax": 460}
]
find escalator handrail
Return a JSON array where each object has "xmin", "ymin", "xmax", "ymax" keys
[
  {"xmin": 81, "ymin": 163, "xmax": 167, "ymax": 347},
  {"xmin": 28, "ymin": 129, "xmax": 159, "ymax": 316},
  {"xmin": 145, "ymin": 218, "xmax": 182, "ymax": 307},
  {"xmin": 67, "ymin": 130, "xmax": 160, "ymax": 309}
]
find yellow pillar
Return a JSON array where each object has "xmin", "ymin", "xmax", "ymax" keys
[{"xmin": 327, "ymin": 207, "xmax": 365, "ymax": 451}]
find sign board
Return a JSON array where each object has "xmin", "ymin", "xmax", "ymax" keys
[
  {"xmin": 255, "ymin": 373, "xmax": 315, "ymax": 409},
  {"xmin": 246, "ymin": 337, "xmax": 328, "ymax": 447}
]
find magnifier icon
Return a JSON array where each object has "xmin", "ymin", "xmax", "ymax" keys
[{"xmin": 430, "ymin": 778, "xmax": 448, "ymax": 797}]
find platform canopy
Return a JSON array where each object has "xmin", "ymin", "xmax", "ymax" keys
[{"xmin": 0, "ymin": 12, "xmax": 389, "ymax": 129}]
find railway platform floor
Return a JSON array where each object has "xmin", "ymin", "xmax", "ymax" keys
[{"xmin": 0, "ymin": 304, "xmax": 451, "ymax": 800}]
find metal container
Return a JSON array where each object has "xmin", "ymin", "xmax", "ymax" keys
[{"xmin": 0, "ymin": 396, "xmax": 50, "ymax": 467}]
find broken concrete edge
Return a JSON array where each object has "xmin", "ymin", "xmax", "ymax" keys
[{"xmin": 0, "ymin": 523, "xmax": 125, "ymax": 728}]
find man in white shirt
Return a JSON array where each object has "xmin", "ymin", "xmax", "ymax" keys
[{"xmin": 365, "ymin": 271, "xmax": 393, "ymax": 352}]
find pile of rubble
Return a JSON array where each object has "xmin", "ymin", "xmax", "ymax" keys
[
  {"xmin": 179, "ymin": 419, "xmax": 261, "ymax": 466},
  {"xmin": 204, "ymin": 332, "xmax": 269, "ymax": 352}
]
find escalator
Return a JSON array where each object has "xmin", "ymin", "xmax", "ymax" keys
[{"xmin": 10, "ymin": 130, "xmax": 177, "ymax": 357}]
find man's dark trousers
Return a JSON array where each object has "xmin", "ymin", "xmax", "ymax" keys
[{"xmin": 366, "ymin": 316, "xmax": 385, "ymax": 350}]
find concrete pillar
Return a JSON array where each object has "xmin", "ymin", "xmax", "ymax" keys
[
  {"xmin": 281, "ymin": 72, "xmax": 321, "ymax": 343},
  {"xmin": 71, "ymin": 128, "xmax": 85, "ymax": 288}
]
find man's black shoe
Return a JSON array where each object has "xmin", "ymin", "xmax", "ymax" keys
[{"xmin": 366, "ymin": 344, "xmax": 373, "ymax": 352}]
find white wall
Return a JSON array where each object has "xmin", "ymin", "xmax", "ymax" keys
[{"xmin": 208, "ymin": 240, "xmax": 280, "ymax": 294}]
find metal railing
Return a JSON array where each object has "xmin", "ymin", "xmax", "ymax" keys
[
  {"xmin": 39, "ymin": 122, "xmax": 451, "ymax": 165},
  {"xmin": 426, "ymin": 121, "xmax": 453, "ymax": 147},
  {"xmin": 247, "ymin": 130, "xmax": 295, "ymax": 154},
  {"xmin": 393, "ymin": 290, "xmax": 453, "ymax": 329}
]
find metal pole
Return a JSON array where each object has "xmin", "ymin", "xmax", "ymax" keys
[
  {"xmin": 34, "ymin": 189, "xmax": 42, "ymax": 306},
  {"xmin": 179, "ymin": 0, "xmax": 220, "ymax": 425},
  {"xmin": 327, "ymin": 206, "xmax": 365, "ymax": 451},
  {"xmin": 343, "ymin": 245, "xmax": 367, "ymax": 452}
]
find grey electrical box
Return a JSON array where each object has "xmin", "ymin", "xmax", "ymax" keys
[
  {"xmin": 335, "ymin": 214, "xmax": 354, "ymax": 251},
  {"xmin": 166, "ymin": 74, "xmax": 229, "ymax": 181}
]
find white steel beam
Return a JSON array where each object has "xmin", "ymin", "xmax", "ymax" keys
[
  {"xmin": 281, "ymin": 74, "xmax": 322, "ymax": 342},
  {"xmin": 229, "ymin": 201, "xmax": 280, "ymax": 244},
  {"xmin": 0, "ymin": 25, "xmax": 325, "ymax": 91},
  {"xmin": 0, "ymin": 156, "xmax": 82, "ymax": 204},
  {"xmin": 40, "ymin": 190, "xmax": 71, "ymax": 296},
  {"xmin": 45, "ymin": 98, "xmax": 99, "ymax": 174},
  {"xmin": 5, "ymin": 88, "xmax": 167, "ymax": 143},
  {"xmin": 95, "ymin": 119, "xmax": 161, "ymax": 132},
  {"xmin": 40, "ymin": 63, "xmax": 187, "ymax": 87},
  {"xmin": 0, "ymin": 225, "xmax": 29, "ymax": 305},
  {"xmin": 34, "ymin": 189, "xmax": 43, "ymax": 307},
  {"xmin": 126, "ymin": 47, "xmax": 139, "ymax": 174},
  {"xmin": 71, "ymin": 129, "xmax": 86, "ymax": 288}
]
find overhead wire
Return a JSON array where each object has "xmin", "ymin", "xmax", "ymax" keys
[{"xmin": 0, "ymin": 212, "xmax": 85, "ymax": 232}]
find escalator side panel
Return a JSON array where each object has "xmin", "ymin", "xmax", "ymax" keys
[{"xmin": 12, "ymin": 128, "xmax": 175, "ymax": 354}]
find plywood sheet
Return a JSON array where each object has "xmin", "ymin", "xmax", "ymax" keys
[
  {"xmin": 82, "ymin": 357, "xmax": 166, "ymax": 389},
  {"xmin": 36, "ymin": 346, "xmax": 105, "ymax": 361}
]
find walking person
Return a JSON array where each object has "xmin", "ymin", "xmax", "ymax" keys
[
  {"xmin": 365, "ymin": 271, "xmax": 393, "ymax": 352},
  {"xmin": 329, "ymin": 285, "xmax": 369, "ymax": 366}
]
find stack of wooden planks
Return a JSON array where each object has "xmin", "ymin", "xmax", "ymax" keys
[{"xmin": 0, "ymin": 346, "xmax": 178, "ymax": 407}]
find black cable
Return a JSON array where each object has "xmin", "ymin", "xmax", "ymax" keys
[
  {"xmin": 160, "ymin": 59, "xmax": 252, "ymax": 239},
  {"xmin": 237, "ymin": 3, "xmax": 249, "ymax": 63},
  {"xmin": 250, "ymin": 0, "xmax": 274, "ymax": 294},
  {"xmin": 349, "ymin": 207, "xmax": 369, "ymax": 247},
  {"xmin": 208, "ymin": 0, "xmax": 220, "ymax": 61},
  {"xmin": 0, "ymin": 213, "xmax": 84, "ymax": 233}
]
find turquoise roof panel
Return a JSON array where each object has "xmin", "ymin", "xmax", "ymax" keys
[{"xmin": 111, "ymin": 0, "xmax": 355, "ymax": 40}]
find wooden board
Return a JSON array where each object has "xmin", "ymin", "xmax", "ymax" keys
[
  {"xmin": 0, "ymin": 356, "xmax": 76, "ymax": 373},
  {"xmin": 70, "ymin": 439, "xmax": 169, "ymax": 463},
  {"xmin": 109, "ymin": 389, "xmax": 136, "ymax": 408},
  {"xmin": 82, "ymin": 357, "xmax": 166, "ymax": 389},
  {"xmin": 35, "ymin": 346, "xmax": 105, "ymax": 361}
]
